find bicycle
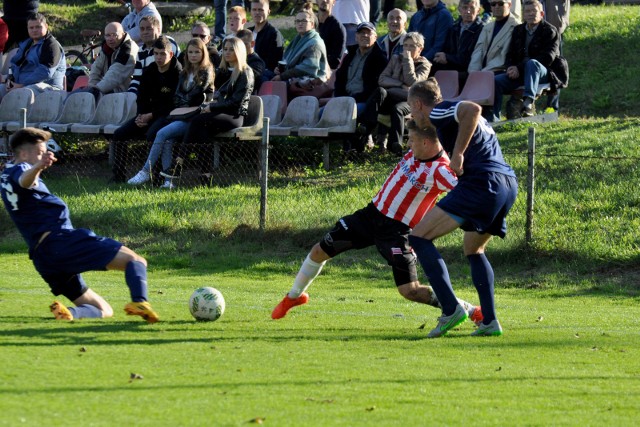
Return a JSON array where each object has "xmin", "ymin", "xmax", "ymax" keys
[{"xmin": 65, "ymin": 29, "xmax": 103, "ymax": 68}]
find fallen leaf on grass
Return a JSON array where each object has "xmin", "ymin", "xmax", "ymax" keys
[
  {"xmin": 79, "ymin": 347, "xmax": 87, "ymax": 352},
  {"xmin": 536, "ymin": 316, "xmax": 544, "ymax": 322},
  {"xmin": 248, "ymin": 417, "xmax": 265, "ymax": 424},
  {"xmin": 496, "ymin": 367, "xmax": 502, "ymax": 371},
  {"xmin": 129, "ymin": 373, "xmax": 144, "ymax": 382},
  {"xmin": 366, "ymin": 406, "xmax": 376, "ymax": 411},
  {"xmin": 418, "ymin": 323, "xmax": 426, "ymax": 330}
]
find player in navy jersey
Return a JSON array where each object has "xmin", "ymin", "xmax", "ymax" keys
[
  {"xmin": 0, "ymin": 128, "xmax": 159, "ymax": 323},
  {"xmin": 407, "ymin": 77, "xmax": 518, "ymax": 337},
  {"xmin": 272, "ymin": 121, "xmax": 483, "ymax": 325}
]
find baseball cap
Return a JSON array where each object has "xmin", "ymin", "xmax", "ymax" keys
[{"xmin": 356, "ymin": 22, "xmax": 377, "ymax": 34}]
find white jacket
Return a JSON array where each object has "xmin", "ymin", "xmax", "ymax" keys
[{"xmin": 468, "ymin": 14, "xmax": 519, "ymax": 73}]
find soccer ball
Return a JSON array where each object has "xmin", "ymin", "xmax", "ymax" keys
[{"xmin": 189, "ymin": 287, "xmax": 225, "ymax": 321}]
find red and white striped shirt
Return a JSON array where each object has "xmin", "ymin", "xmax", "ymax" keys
[{"xmin": 372, "ymin": 150, "xmax": 458, "ymax": 228}]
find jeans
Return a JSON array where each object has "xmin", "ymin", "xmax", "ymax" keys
[
  {"xmin": 143, "ymin": 120, "xmax": 190, "ymax": 173},
  {"xmin": 111, "ymin": 116, "xmax": 168, "ymax": 181},
  {"xmin": 493, "ymin": 59, "xmax": 549, "ymax": 120},
  {"xmin": 213, "ymin": 0, "xmax": 245, "ymax": 39}
]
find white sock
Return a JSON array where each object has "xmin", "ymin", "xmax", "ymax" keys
[{"xmin": 288, "ymin": 254, "xmax": 326, "ymax": 298}]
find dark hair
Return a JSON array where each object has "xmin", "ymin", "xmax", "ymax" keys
[
  {"xmin": 140, "ymin": 14, "xmax": 161, "ymax": 29},
  {"xmin": 153, "ymin": 35, "xmax": 172, "ymax": 51},
  {"xmin": 408, "ymin": 78, "xmax": 443, "ymax": 107},
  {"xmin": 10, "ymin": 128, "xmax": 51, "ymax": 151},
  {"xmin": 406, "ymin": 119, "xmax": 438, "ymax": 142},
  {"xmin": 26, "ymin": 13, "xmax": 47, "ymax": 25},
  {"xmin": 236, "ymin": 29, "xmax": 253, "ymax": 42}
]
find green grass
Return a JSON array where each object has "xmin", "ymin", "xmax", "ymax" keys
[{"xmin": 1, "ymin": 4, "xmax": 640, "ymax": 426}]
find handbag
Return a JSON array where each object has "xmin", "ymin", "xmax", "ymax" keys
[{"xmin": 167, "ymin": 106, "xmax": 203, "ymax": 121}]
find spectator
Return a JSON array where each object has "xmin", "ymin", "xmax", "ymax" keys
[
  {"xmin": 0, "ymin": 13, "xmax": 65, "ymax": 100},
  {"xmin": 333, "ymin": 22, "xmax": 387, "ymax": 152},
  {"xmin": 407, "ymin": 0, "xmax": 453, "ymax": 62},
  {"xmin": 248, "ymin": 0, "xmax": 284, "ymax": 81},
  {"xmin": 272, "ymin": 9, "xmax": 328, "ymax": 84},
  {"xmin": 121, "ymin": 0, "xmax": 162, "ymax": 45},
  {"xmin": 128, "ymin": 15, "xmax": 179, "ymax": 95},
  {"xmin": 316, "ymin": 0, "xmax": 346, "ymax": 70},
  {"xmin": 493, "ymin": 0, "xmax": 560, "ymax": 119},
  {"xmin": 377, "ymin": 8, "xmax": 408, "ymax": 60},
  {"xmin": 237, "ymin": 29, "xmax": 265, "ymax": 92},
  {"xmin": 180, "ymin": 21, "xmax": 221, "ymax": 68},
  {"xmin": 79, "ymin": 22, "xmax": 138, "ymax": 101},
  {"xmin": 333, "ymin": 0, "xmax": 370, "ymax": 47},
  {"xmin": 542, "ymin": 0, "xmax": 570, "ymax": 111},
  {"xmin": 128, "ymin": 37, "xmax": 214, "ymax": 188},
  {"xmin": 2, "ymin": 0, "xmax": 39, "ymax": 53},
  {"xmin": 226, "ymin": 5, "xmax": 248, "ymax": 38},
  {"xmin": 0, "ymin": 17, "xmax": 8, "ymax": 53},
  {"xmin": 213, "ymin": 0, "xmax": 245, "ymax": 40},
  {"xmin": 364, "ymin": 32, "xmax": 431, "ymax": 154},
  {"xmin": 468, "ymin": 0, "xmax": 519, "ymax": 73},
  {"xmin": 110, "ymin": 36, "xmax": 182, "ymax": 183},
  {"xmin": 430, "ymin": 0, "xmax": 484, "ymax": 80},
  {"xmin": 479, "ymin": 0, "xmax": 521, "ymax": 23},
  {"xmin": 183, "ymin": 37, "xmax": 255, "ymax": 183}
]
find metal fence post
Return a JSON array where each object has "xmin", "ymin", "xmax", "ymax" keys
[
  {"xmin": 259, "ymin": 117, "xmax": 270, "ymax": 231},
  {"xmin": 526, "ymin": 126, "xmax": 535, "ymax": 246}
]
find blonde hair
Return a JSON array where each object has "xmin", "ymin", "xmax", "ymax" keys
[{"xmin": 220, "ymin": 36, "xmax": 248, "ymax": 83}]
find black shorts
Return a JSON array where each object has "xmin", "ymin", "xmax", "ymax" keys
[{"xmin": 319, "ymin": 203, "xmax": 418, "ymax": 286}]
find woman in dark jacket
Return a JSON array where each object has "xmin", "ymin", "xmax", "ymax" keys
[{"xmin": 183, "ymin": 36, "xmax": 254, "ymax": 180}]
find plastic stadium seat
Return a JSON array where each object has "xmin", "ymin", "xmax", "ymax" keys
[
  {"xmin": 217, "ymin": 95, "xmax": 264, "ymax": 140},
  {"xmin": 71, "ymin": 75, "xmax": 89, "ymax": 91},
  {"xmin": 0, "ymin": 87, "xmax": 35, "ymax": 131},
  {"xmin": 39, "ymin": 91, "xmax": 96, "ymax": 132},
  {"xmin": 4, "ymin": 90, "xmax": 65, "ymax": 131},
  {"xmin": 70, "ymin": 92, "xmax": 130, "ymax": 134},
  {"xmin": 259, "ymin": 94, "xmax": 282, "ymax": 126},
  {"xmin": 258, "ymin": 80, "xmax": 287, "ymax": 117},
  {"xmin": 0, "ymin": 48, "xmax": 17, "ymax": 76},
  {"xmin": 270, "ymin": 96, "xmax": 319, "ymax": 136},
  {"xmin": 298, "ymin": 96, "xmax": 357, "ymax": 137},
  {"xmin": 434, "ymin": 70, "xmax": 460, "ymax": 99},
  {"xmin": 446, "ymin": 71, "xmax": 494, "ymax": 106},
  {"xmin": 103, "ymin": 92, "xmax": 137, "ymax": 135}
]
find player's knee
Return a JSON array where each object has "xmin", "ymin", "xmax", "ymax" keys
[
  {"xmin": 100, "ymin": 304, "xmax": 114, "ymax": 318},
  {"xmin": 310, "ymin": 243, "xmax": 330, "ymax": 262},
  {"xmin": 397, "ymin": 283, "xmax": 419, "ymax": 301}
]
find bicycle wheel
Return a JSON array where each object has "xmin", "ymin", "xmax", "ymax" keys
[{"xmin": 65, "ymin": 50, "xmax": 89, "ymax": 68}]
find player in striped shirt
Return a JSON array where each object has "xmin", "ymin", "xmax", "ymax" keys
[
  {"xmin": 407, "ymin": 78, "xmax": 518, "ymax": 338},
  {"xmin": 272, "ymin": 120, "xmax": 483, "ymax": 323}
]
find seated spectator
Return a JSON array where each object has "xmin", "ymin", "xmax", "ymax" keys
[
  {"xmin": 248, "ymin": 0, "xmax": 284, "ymax": 82},
  {"xmin": 127, "ymin": 37, "xmax": 214, "ymax": 188},
  {"xmin": 213, "ymin": 0, "xmax": 245, "ymax": 41},
  {"xmin": 479, "ymin": 0, "xmax": 521, "ymax": 23},
  {"xmin": 179, "ymin": 22, "xmax": 221, "ymax": 68},
  {"xmin": 128, "ymin": 15, "xmax": 179, "ymax": 94},
  {"xmin": 316, "ymin": 0, "xmax": 346, "ymax": 70},
  {"xmin": 362, "ymin": 32, "xmax": 431, "ymax": 155},
  {"xmin": 377, "ymin": 8, "xmax": 407, "ymax": 60},
  {"xmin": 407, "ymin": 0, "xmax": 453, "ymax": 62},
  {"xmin": 493, "ymin": 0, "xmax": 561, "ymax": 120},
  {"xmin": 333, "ymin": 22, "xmax": 387, "ymax": 152},
  {"xmin": 74, "ymin": 22, "xmax": 138, "ymax": 101},
  {"xmin": 0, "ymin": 13, "xmax": 65, "ymax": 100},
  {"xmin": 431, "ymin": 0, "xmax": 484, "ymax": 81},
  {"xmin": 237, "ymin": 29, "xmax": 265, "ymax": 93},
  {"xmin": 110, "ymin": 36, "xmax": 182, "ymax": 183},
  {"xmin": 121, "ymin": 0, "xmax": 162, "ymax": 45},
  {"xmin": 333, "ymin": 0, "xmax": 369, "ymax": 47},
  {"xmin": 225, "ymin": 5, "xmax": 248, "ymax": 39},
  {"xmin": 182, "ymin": 37, "xmax": 254, "ymax": 183},
  {"xmin": 468, "ymin": 0, "xmax": 519, "ymax": 73},
  {"xmin": 272, "ymin": 9, "xmax": 328, "ymax": 84}
]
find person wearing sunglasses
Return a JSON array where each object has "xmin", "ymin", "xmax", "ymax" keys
[
  {"xmin": 121, "ymin": 0, "xmax": 162, "ymax": 45},
  {"xmin": 177, "ymin": 21, "xmax": 221, "ymax": 68},
  {"xmin": 468, "ymin": 0, "xmax": 518, "ymax": 74}
]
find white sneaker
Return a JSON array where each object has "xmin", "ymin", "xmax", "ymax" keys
[
  {"xmin": 427, "ymin": 304, "xmax": 468, "ymax": 338},
  {"xmin": 160, "ymin": 179, "xmax": 174, "ymax": 189},
  {"xmin": 127, "ymin": 170, "xmax": 150, "ymax": 185}
]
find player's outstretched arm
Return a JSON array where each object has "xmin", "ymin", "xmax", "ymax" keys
[
  {"xmin": 450, "ymin": 101, "xmax": 482, "ymax": 176},
  {"xmin": 19, "ymin": 152, "xmax": 57, "ymax": 189}
]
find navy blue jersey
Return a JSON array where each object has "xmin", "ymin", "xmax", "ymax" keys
[
  {"xmin": 429, "ymin": 101, "xmax": 516, "ymax": 177},
  {"xmin": 1, "ymin": 163, "xmax": 73, "ymax": 250}
]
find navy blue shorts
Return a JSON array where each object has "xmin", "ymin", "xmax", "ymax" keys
[
  {"xmin": 437, "ymin": 172, "xmax": 518, "ymax": 238},
  {"xmin": 32, "ymin": 228, "xmax": 123, "ymax": 301},
  {"xmin": 319, "ymin": 203, "xmax": 418, "ymax": 286}
]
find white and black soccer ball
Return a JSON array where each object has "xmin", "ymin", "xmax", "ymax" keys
[{"xmin": 189, "ymin": 287, "xmax": 225, "ymax": 321}]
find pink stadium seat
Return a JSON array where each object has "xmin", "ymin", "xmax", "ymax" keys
[
  {"xmin": 445, "ymin": 71, "xmax": 494, "ymax": 106},
  {"xmin": 434, "ymin": 70, "xmax": 460, "ymax": 99},
  {"xmin": 71, "ymin": 75, "xmax": 89, "ymax": 91},
  {"xmin": 258, "ymin": 80, "xmax": 287, "ymax": 117}
]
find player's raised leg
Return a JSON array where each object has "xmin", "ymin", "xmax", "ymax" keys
[
  {"xmin": 107, "ymin": 246, "xmax": 159, "ymax": 323},
  {"xmin": 272, "ymin": 243, "xmax": 330, "ymax": 319}
]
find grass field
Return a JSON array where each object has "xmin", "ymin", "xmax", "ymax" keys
[{"xmin": 1, "ymin": 3, "xmax": 640, "ymax": 426}]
